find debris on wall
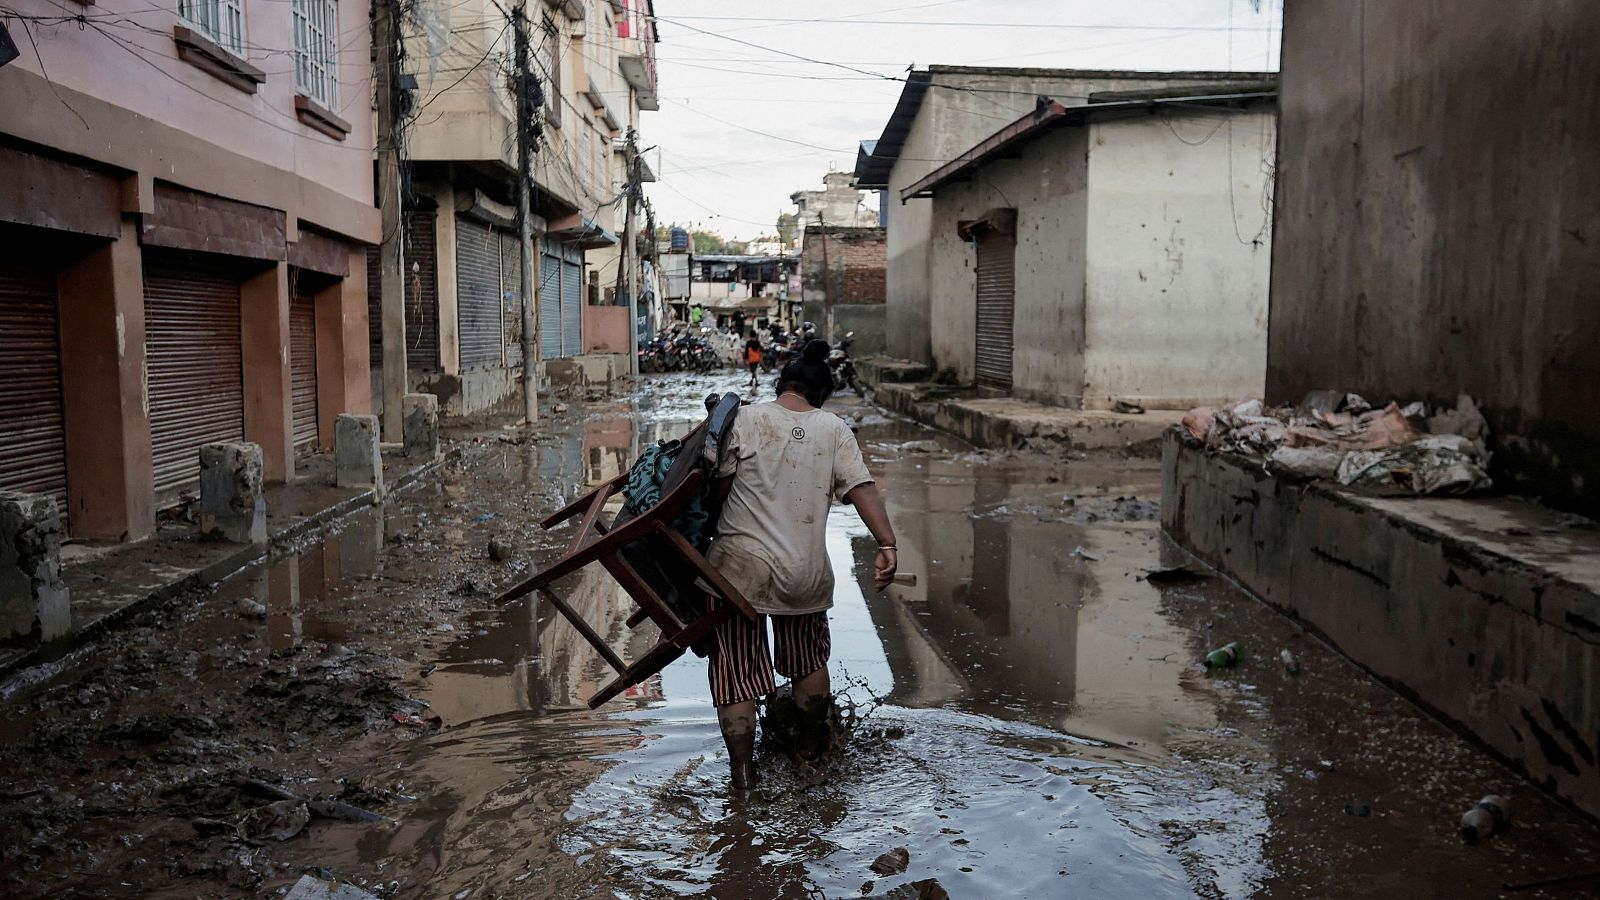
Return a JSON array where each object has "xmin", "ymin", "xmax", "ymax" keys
[{"xmin": 1182, "ymin": 392, "xmax": 1493, "ymax": 495}]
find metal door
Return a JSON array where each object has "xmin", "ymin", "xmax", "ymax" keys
[
  {"xmin": 455, "ymin": 216, "xmax": 502, "ymax": 367},
  {"xmin": 0, "ymin": 257, "xmax": 68, "ymax": 510},
  {"xmin": 561, "ymin": 244, "xmax": 583, "ymax": 356},
  {"xmin": 973, "ymin": 230, "xmax": 1016, "ymax": 393},
  {"xmin": 499, "ymin": 229, "xmax": 522, "ymax": 367},
  {"xmin": 404, "ymin": 211, "xmax": 440, "ymax": 370},
  {"xmin": 538, "ymin": 243, "xmax": 561, "ymax": 360},
  {"xmin": 289, "ymin": 288, "xmax": 318, "ymax": 450},
  {"xmin": 143, "ymin": 253, "xmax": 245, "ymax": 495}
]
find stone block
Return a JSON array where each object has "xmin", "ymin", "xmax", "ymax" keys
[
  {"xmin": 199, "ymin": 442, "xmax": 267, "ymax": 544},
  {"xmin": 335, "ymin": 413, "xmax": 384, "ymax": 499},
  {"xmin": 402, "ymin": 393, "xmax": 440, "ymax": 459},
  {"xmin": 0, "ymin": 490, "xmax": 71, "ymax": 642}
]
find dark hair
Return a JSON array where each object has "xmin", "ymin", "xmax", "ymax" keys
[{"xmin": 778, "ymin": 343, "xmax": 833, "ymax": 407}]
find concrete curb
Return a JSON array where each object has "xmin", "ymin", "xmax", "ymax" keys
[
  {"xmin": 874, "ymin": 382, "xmax": 1180, "ymax": 453},
  {"xmin": 0, "ymin": 448, "xmax": 460, "ymax": 684}
]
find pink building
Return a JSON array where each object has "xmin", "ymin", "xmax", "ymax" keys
[{"xmin": 0, "ymin": 0, "xmax": 379, "ymax": 541}]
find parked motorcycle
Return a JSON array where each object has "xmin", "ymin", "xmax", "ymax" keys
[{"xmin": 828, "ymin": 332, "xmax": 866, "ymax": 397}]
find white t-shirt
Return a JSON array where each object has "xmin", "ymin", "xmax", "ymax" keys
[{"xmin": 706, "ymin": 402, "xmax": 874, "ymax": 615}]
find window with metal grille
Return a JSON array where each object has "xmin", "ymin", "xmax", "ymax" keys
[
  {"xmin": 178, "ymin": 0, "xmax": 244, "ymax": 55},
  {"xmin": 292, "ymin": 0, "xmax": 338, "ymax": 107}
]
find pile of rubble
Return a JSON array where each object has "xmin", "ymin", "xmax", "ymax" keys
[{"xmin": 1181, "ymin": 391, "xmax": 1493, "ymax": 495}]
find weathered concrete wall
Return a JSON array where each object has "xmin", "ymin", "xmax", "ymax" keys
[
  {"xmin": 1268, "ymin": 0, "xmax": 1600, "ymax": 513},
  {"xmin": 1162, "ymin": 431, "xmax": 1600, "ymax": 818},
  {"xmin": 583, "ymin": 305, "xmax": 631, "ymax": 354},
  {"xmin": 800, "ymin": 226, "xmax": 886, "ymax": 352},
  {"xmin": 1082, "ymin": 108, "xmax": 1273, "ymax": 409},
  {"xmin": 928, "ymin": 126, "xmax": 1089, "ymax": 403}
]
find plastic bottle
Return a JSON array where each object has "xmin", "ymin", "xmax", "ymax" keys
[
  {"xmin": 1204, "ymin": 642, "xmax": 1241, "ymax": 668},
  {"xmin": 1460, "ymin": 795, "xmax": 1509, "ymax": 842}
]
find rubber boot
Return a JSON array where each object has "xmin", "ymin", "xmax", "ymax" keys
[
  {"xmin": 794, "ymin": 694, "xmax": 834, "ymax": 763},
  {"xmin": 718, "ymin": 710, "xmax": 757, "ymax": 791}
]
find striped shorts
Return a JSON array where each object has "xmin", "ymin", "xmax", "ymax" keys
[{"xmin": 707, "ymin": 605, "xmax": 831, "ymax": 707}]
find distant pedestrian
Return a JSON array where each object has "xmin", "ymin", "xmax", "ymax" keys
[
  {"xmin": 690, "ymin": 304, "xmax": 704, "ymax": 328},
  {"xmin": 744, "ymin": 338, "xmax": 763, "ymax": 388}
]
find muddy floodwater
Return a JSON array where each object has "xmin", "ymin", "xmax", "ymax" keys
[{"xmin": 3, "ymin": 372, "xmax": 1598, "ymax": 899}]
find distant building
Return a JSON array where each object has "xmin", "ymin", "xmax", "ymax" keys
[
  {"xmin": 855, "ymin": 66, "xmax": 1274, "ymax": 366},
  {"xmin": 791, "ymin": 172, "xmax": 879, "ymax": 230},
  {"xmin": 901, "ymin": 88, "xmax": 1276, "ymax": 408},
  {"xmin": 800, "ymin": 226, "xmax": 887, "ymax": 354},
  {"xmin": 688, "ymin": 254, "xmax": 799, "ymax": 328}
]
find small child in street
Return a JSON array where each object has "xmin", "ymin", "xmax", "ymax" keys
[{"xmin": 744, "ymin": 337, "xmax": 763, "ymax": 388}]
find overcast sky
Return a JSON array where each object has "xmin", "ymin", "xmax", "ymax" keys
[{"xmin": 642, "ymin": 0, "xmax": 1282, "ymax": 240}]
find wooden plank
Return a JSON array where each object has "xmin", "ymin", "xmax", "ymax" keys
[
  {"xmin": 565, "ymin": 481, "xmax": 613, "ymax": 557},
  {"xmin": 539, "ymin": 588, "xmax": 627, "ymax": 673},
  {"xmin": 540, "ymin": 472, "xmax": 628, "ymax": 528},
  {"xmin": 660, "ymin": 529, "xmax": 760, "ymax": 621},
  {"xmin": 492, "ymin": 511, "xmax": 662, "ymax": 604},
  {"xmin": 587, "ymin": 640, "xmax": 686, "ymax": 708},
  {"xmin": 599, "ymin": 553, "xmax": 686, "ymax": 633}
]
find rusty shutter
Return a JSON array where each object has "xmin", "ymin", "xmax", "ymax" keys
[
  {"xmin": 973, "ymin": 230, "xmax": 1016, "ymax": 393},
  {"xmin": 0, "ymin": 258, "xmax": 68, "ymax": 509},
  {"xmin": 500, "ymin": 229, "xmax": 523, "ymax": 367},
  {"xmin": 290, "ymin": 288, "xmax": 319, "ymax": 450},
  {"xmin": 405, "ymin": 211, "xmax": 440, "ymax": 371},
  {"xmin": 143, "ymin": 252, "xmax": 245, "ymax": 495},
  {"xmin": 455, "ymin": 216, "xmax": 502, "ymax": 367}
]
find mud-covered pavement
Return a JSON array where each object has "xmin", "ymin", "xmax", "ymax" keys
[{"xmin": 2, "ymin": 372, "xmax": 1598, "ymax": 899}]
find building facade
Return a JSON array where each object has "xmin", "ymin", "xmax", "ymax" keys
[
  {"xmin": 0, "ymin": 0, "xmax": 378, "ymax": 542},
  {"xmin": 1268, "ymin": 0, "xmax": 1600, "ymax": 514},
  {"xmin": 904, "ymin": 92, "xmax": 1275, "ymax": 409},
  {"xmin": 799, "ymin": 226, "xmax": 887, "ymax": 355},
  {"xmin": 377, "ymin": 0, "xmax": 657, "ymax": 415},
  {"xmin": 855, "ymin": 66, "xmax": 1273, "ymax": 367},
  {"xmin": 791, "ymin": 172, "xmax": 879, "ymax": 230}
]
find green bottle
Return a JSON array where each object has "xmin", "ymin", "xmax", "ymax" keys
[{"xmin": 1204, "ymin": 642, "xmax": 1241, "ymax": 668}]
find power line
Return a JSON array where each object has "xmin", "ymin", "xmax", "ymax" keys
[{"xmin": 662, "ymin": 14, "xmax": 1278, "ymax": 32}]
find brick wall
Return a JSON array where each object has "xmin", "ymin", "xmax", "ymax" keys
[{"xmin": 800, "ymin": 226, "xmax": 886, "ymax": 305}]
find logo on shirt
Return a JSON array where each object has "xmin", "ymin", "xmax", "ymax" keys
[{"xmin": 791, "ymin": 426, "xmax": 806, "ymax": 441}]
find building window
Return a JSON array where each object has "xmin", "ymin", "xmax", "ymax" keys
[
  {"xmin": 292, "ymin": 0, "xmax": 338, "ymax": 107},
  {"xmin": 178, "ymin": 0, "xmax": 244, "ymax": 56}
]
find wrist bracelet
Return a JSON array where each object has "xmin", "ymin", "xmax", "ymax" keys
[{"xmin": 879, "ymin": 545, "xmax": 897, "ymax": 551}]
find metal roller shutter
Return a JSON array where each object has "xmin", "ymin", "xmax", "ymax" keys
[
  {"xmin": 561, "ymin": 244, "xmax": 583, "ymax": 356},
  {"xmin": 143, "ymin": 253, "xmax": 245, "ymax": 495},
  {"xmin": 366, "ymin": 245, "xmax": 381, "ymax": 371},
  {"xmin": 455, "ymin": 216, "xmax": 502, "ymax": 367},
  {"xmin": 499, "ymin": 230, "xmax": 523, "ymax": 367},
  {"xmin": 0, "ymin": 258, "xmax": 68, "ymax": 510},
  {"xmin": 405, "ymin": 211, "xmax": 440, "ymax": 370},
  {"xmin": 538, "ymin": 244, "xmax": 561, "ymax": 360},
  {"xmin": 973, "ymin": 230, "xmax": 1016, "ymax": 393},
  {"xmin": 289, "ymin": 289, "xmax": 319, "ymax": 450}
]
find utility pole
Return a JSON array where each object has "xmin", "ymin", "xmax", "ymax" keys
[
  {"xmin": 818, "ymin": 211, "xmax": 834, "ymax": 343},
  {"xmin": 615, "ymin": 128, "xmax": 640, "ymax": 375},
  {"xmin": 512, "ymin": 1, "xmax": 539, "ymax": 423},
  {"xmin": 375, "ymin": 0, "xmax": 407, "ymax": 442}
]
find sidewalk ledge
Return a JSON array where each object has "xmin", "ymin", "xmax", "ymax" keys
[
  {"xmin": 875, "ymin": 382, "xmax": 1181, "ymax": 453},
  {"xmin": 1161, "ymin": 426, "xmax": 1600, "ymax": 820}
]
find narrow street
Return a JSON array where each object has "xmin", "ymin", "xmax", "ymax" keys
[{"xmin": 2, "ymin": 373, "xmax": 1595, "ymax": 899}]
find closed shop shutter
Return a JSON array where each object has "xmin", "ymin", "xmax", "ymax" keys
[
  {"xmin": 366, "ymin": 245, "xmax": 381, "ymax": 371},
  {"xmin": 143, "ymin": 253, "xmax": 245, "ymax": 495},
  {"xmin": 500, "ymin": 230, "xmax": 522, "ymax": 367},
  {"xmin": 0, "ymin": 258, "xmax": 68, "ymax": 510},
  {"xmin": 973, "ymin": 230, "xmax": 1016, "ymax": 393},
  {"xmin": 538, "ymin": 244, "xmax": 561, "ymax": 360},
  {"xmin": 405, "ymin": 211, "xmax": 440, "ymax": 370},
  {"xmin": 455, "ymin": 216, "xmax": 502, "ymax": 367},
  {"xmin": 289, "ymin": 289, "xmax": 319, "ymax": 450},
  {"xmin": 561, "ymin": 244, "xmax": 583, "ymax": 357}
]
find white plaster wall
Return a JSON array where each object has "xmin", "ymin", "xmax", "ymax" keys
[
  {"xmin": 927, "ymin": 127, "xmax": 1089, "ymax": 400},
  {"xmin": 1082, "ymin": 108, "xmax": 1274, "ymax": 409}
]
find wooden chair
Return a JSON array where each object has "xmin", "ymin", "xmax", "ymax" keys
[{"xmin": 491, "ymin": 394, "xmax": 759, "ymax": 708}]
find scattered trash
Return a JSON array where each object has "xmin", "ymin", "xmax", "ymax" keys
[
  {"xmin": 1113, "ymin": 399, "xmax": 1146, "ymax": 415},
  {"xmin": 552, "ymin": 403, "xmax": 570, "ymax": 413},
  {"xmin": 891, "ymin": 573, "xmax": 918, "ymax": 587},
  {"xmin": 870, "ymin": 847, "xmax": 910, "ymax": 876},
  {"xmin": 1461, "ymin": 795, "xmax": 1510, "ymax": 842},
  {"xmin": 1145, "ymin": 566, "xmax": 1209, "ymax": 584},
  {"xmin": 899, "ymin": 440, "xmax": 943, "ymax": 454},
  {"xmin": 1071, "ymin": 546, "xmax": 1102, "ymax": 562},
  {"xmin": 1280, "ymin": 649, "xmax": 1300, "ymax": 675},
  {"xmin": 283, "ymin": 874, "xmax": 381, "ymax": 900},
  {"xmin": 487, "ymin": 538, "xmax": 515, "ymax": 562},
  {"xmin": 191, "ymin": 816, "xmax": 236, "ymax": 837},
  {"xmin": 391, "ymin": 711, "xmax": 444, "ymax": 729},
  {"xmin": 1203, "ymin": 642, "xmax": 1241, "ymax": 669},
  {"xmin": 242, "ymin": 778, "xmax": 396, "ymax": 824},
  {"xmin": 243, "ymin": 798, "xmax": 310, "ymax": 841},
  {"xmin": 236, "ymin": 598, "xmax": 268, "ymax": 619}
]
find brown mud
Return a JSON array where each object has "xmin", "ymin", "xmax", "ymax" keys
[{"xmin": 1, "ymin": 372, "xmax": 1597, "ymax": 898}]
